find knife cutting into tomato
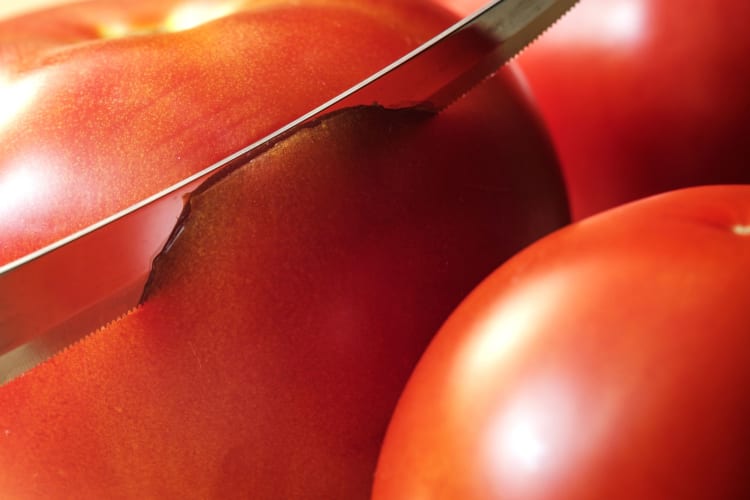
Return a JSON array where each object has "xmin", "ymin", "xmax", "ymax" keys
[{"xmin": 0, "ymin": 0, "xmax": 578, "ymax": 383}]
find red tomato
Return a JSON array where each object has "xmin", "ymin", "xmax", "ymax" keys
[
  {"xmin": 516, "ymin": 0, "xmax": 750, "ymax": 220},
  {"xmin": 0, "ymin": 1, "xmax": 568, "ymax": 498},
  {"xmin": 374, "ymin": 185, "xmax": 750, "ymax": 499}
]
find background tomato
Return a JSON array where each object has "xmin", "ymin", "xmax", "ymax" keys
[
  {"xmin": 516, "ymin": 0, "xmax": 750, "ymax": 220},
  {"xmin": 374, "ymin": 185, "xmax": 750, "ymax": 499}
]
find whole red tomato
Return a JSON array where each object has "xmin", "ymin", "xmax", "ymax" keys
[
  {"xmin": 514, "ymin": 0, "xmax": 750, "ymax": 220},
  {"xmin": 374, "ymin": 185, "xmax": 750, "ymax": 499},
  {"xmin": 0, "ymin": 1, "xmax": 568, "ymax": 498}
]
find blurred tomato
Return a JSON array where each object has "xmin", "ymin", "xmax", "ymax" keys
[
  {"xmin": 516, "ymin": 0, "xmax": 750, "ymax": 219},
  {"xmin": 0, "ymin": 87, "xmax": 568, "ymax": 498},
  {"xmin": 0, "ymin": 0, "xmax": 73, "ymax": 19},
  {"xmin": 374, "ymin": 185, "xmax": 750, "ymax": 499}
]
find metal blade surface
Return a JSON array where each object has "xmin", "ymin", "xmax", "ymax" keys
[{"xmin": 0, "ymin": 0, "xmax": 578, "ymax": 384}]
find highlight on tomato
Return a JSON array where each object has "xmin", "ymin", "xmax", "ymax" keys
[{"xmin": 374, "ymin": 184, "xmax": 750, "ymax": 499}]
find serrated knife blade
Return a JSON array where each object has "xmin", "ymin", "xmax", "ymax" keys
[{"xmin": 0, "ymin": 0, "xmax": 578, "ymax": 384}]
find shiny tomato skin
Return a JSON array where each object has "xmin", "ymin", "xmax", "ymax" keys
[
  {"xmin": 0, "ymin": 0, "xmax": 458, "ymax": 265},
  {"xmin": 374, "ymin": 185, "xmax": 750, "ymax": 499},
  {"xmin": 515, "ymin": 0, "xmax": 750, "ymax": 220}
]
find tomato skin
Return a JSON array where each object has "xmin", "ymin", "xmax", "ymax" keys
[
  {"xmin": 0, "ymin": 0, "xmax": 459, "ymax": 265},
  {"xmin": 374, "ymin": 185, "xmax": 750, "ymax": 499},
  {"xmin": 515, "ymin": 0, "xmax": 750, "ymax": 220}
]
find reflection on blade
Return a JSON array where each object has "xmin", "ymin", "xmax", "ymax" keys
[
  {"xmin": 0, "ymin": 0, "xmax": 579, "ymax": 384},
  {"xmin": 0, "ymin": 192, "xmax": 186, "ymax": 384}
]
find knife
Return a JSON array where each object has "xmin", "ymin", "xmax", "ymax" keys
[{"xmin": 0, "ymin": 0, "xmax": 578, "ymax": 384}]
